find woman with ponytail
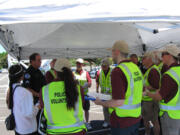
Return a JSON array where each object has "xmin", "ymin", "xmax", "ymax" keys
[
  {"xmin": 8, "ymin": 64, "xmax": 40, "ymax": 135},
  {"xmin": 40, "ymin": 58, "xmax": 86, "ymax": 135}
]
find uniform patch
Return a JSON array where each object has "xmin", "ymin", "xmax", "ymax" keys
[
  {"xmin": 25, "ymin": 73, "xmax": 31, "ymax": 79},
  {"xmin": 25, "ymin": 80, "xmax": 30, "ymax": 84}
]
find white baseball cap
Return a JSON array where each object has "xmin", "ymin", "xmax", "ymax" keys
[
  {"xmin": 76, "ymin": 58, "xmax": 84, "ymax": 64},
  {"xmin": 54, "ymin": 58, "xmax": 71, "ymax": 72},
  {"xmin": 162, "ymin": 44, "xmax": 180, "ymax": 58}
]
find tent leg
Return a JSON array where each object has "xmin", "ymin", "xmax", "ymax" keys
[{"xmin": 142, "ymin": 44, "xmax": 146, "ymax": 54}]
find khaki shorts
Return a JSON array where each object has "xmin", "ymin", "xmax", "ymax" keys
[
  {"xmin": 161, "ymin": 112, "xmax": 180, "ymax": 135},
  {"xmin": 142, "ymin": 101, "xmax": 159, "ymax": 122}
]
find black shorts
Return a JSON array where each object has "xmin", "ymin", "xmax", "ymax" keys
[{"xmin": 83, "ymin": 99, "xmax": 90, "ymax": 111}]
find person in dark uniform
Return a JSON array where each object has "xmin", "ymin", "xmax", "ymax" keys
[
  {"xmin": 23, "ymin": 53, "xmax": 46, "ymax": 135},
  {"xmin": 23, "ymin": 53, "xmax": 46, "ymax": 104}
]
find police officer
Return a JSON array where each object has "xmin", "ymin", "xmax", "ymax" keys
[
  {"xmin": 40, "ymin": 58, "xmax": 86, "ymax": 135},
  {"xmin": 23, "ymin": 53, "xmax": 46, "ymax": 135},
  {"xmin": 23, "ymin": 53, "xmax": 46, "ymax": 104},
  {"xmin": 94, "ymin": 40, "xmax": 143, "ymax": 135},
  {"xmin": 145, "ymin": 45, "xmax": 180, "ymax": 135},
  {"xmin": 96, "ymin": 58, "xmax": 112, "ymax": 128}
]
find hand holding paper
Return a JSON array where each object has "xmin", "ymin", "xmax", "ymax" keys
[
  {"xmin": 85, "ymin": 92, "xmax": 111, "ymax": 101},
  {"xmin": 94, "ymin": 97, "xmax": 102, "ymax": 105}
]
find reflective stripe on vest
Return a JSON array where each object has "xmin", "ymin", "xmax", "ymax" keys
[
  {"xmin": 158, "ymin": 62, "xmax": 163, "ymax": 72},
  {"xmin": 160, "ymin": 69, "xmax": 180, "ymax": 111},
  {"xmin": 117, "ymin": 103, "xmax": 141, "ymax": 110},
  {"xmin": 116, "ymin": 63, "xmax": 137, "ymax": 109},
  {"xmin": 44, "ymin": 85, "xmax": 84, "ymax": 130},
  {"xmin": 47, "ymin": 121, "xmax": 84, "ymax": 130},
  {"xmin": 99, "ymin": 68, "xmax": 112, "ymax": 94},
  {"xmin": 44, "ymin": 86, "xmax": 54, "ymax": 124},
  {"xmin": 160, "ymin": 105, "xmax": 180, "ymax": 111},
  {"xmin": 49, "ymin": 69, "xmax": 56, "ymax": 79}
]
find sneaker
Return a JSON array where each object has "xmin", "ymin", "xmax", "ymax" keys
[
  {"xmin": 86, "ymin": 123, "xmax": 92, "ymax": 130},
  {"xmin": 102, "ymin": 121, "xmax": 109, "ymax": 128}
]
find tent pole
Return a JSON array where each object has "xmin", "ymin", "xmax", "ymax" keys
[
  {"xmin": 142, "ymin": 44, "xmax": 146, "ymax": 54},
  {"xmin": 17, "ymin": 47, "xmax": 21, "ymax": 61}
]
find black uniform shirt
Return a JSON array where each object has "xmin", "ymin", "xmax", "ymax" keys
[{"xmin": 23, "ymin": 65, "xmax": 46, "ymax": 104}]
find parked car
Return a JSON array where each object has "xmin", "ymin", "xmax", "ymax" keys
[
  {"xmin": 89, "ymin": 67, "xmax": 100, "ymax": 79},
  {"xmin": 1, "ymin": 68, "xmax": 8, "ymax": 73}
]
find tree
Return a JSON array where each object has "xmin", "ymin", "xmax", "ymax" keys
[{"xmin": 0, "ymin": 52, "xmax": 8, "ymax": 69}]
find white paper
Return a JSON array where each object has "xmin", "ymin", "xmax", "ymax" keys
[{"xmin": 87, "ymin": 92, "xmax": 111, "ymax": 101}]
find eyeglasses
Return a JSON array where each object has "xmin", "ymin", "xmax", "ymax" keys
[{"xmin": 162, "ymin": 52, "xmax": 170, "ymax": 57}]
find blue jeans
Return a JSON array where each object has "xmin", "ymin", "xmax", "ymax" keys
[{"xmin": 111, "ymin": 121, "xmax": 140, "ymax": 135}]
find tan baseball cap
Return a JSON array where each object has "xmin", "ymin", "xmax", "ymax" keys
[
  {"xmin": 109, "ymin": 40, "xmax": 129, "ymax": 54},
  {"xmin": 162, "ymin": 44, "xmax": 180, "ymax": 58},
  {"xmin": 76, "ymin": 58, "xmax": 84, "ymax": 64},
  {"xmin": 143, "ymin": 52, "xmax": 154, "ymax": 58},
  {"xmin": 101, "ymin": 58, "xmax": 110, "ymax": 66},
  {"xmin": 54, "ymin": 58, "xmax": 71, "ymax": 72}
]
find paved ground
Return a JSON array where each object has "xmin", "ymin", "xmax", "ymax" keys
[{"xmin": 0, "ymin": 73, "xmax": 104, "ymax": 135}]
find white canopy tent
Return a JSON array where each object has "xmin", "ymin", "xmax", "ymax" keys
[{"xmin": 1, "ymin": 0, "xmax": 180, "ymax": 59}]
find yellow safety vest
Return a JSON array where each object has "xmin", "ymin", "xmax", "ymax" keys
[
  {"xmin": 159, "ymin": 66, "xmax": 180, "ymax": 119},
  {"xmin": 158, "ymin": 62, "xmax": 163, "ymax": 73},
  {"xmin": 74, "ymin": 70, "xmax": 89, "ymax": 95},
  {"xmin": 109, "ymin": 62, "xmax": 143, "ymax": 118},
  {"xmin": 42, "ymin": 81, "xmax": 86, "ymax": 134},
  {"xmin": 49, "ymin": 69, "xmax": 56, "ymax": 79},
  {"xmin": 143, "ymin": 65, "xmax": 160, "ymax": 101},
  {"xmin": 99, "ymin": 68, "xmax": 112, "ymax": 94}
]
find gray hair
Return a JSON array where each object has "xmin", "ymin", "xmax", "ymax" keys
[{"xmin": 145, "ymin": 53, "xmax": 159, "ymax": 64}]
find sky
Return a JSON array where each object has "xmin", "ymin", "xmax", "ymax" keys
[
  {"xmin": 1, "ymin": 0, "xmax": 180, "ymax": 24},
  {"xmin": 0, "ymin": 44, "xmax": 6, "ymax": 53}
]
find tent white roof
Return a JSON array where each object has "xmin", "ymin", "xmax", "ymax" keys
[{"xmin": 1, "ymin": 0, "xmax": 180, "ymax": 59}]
